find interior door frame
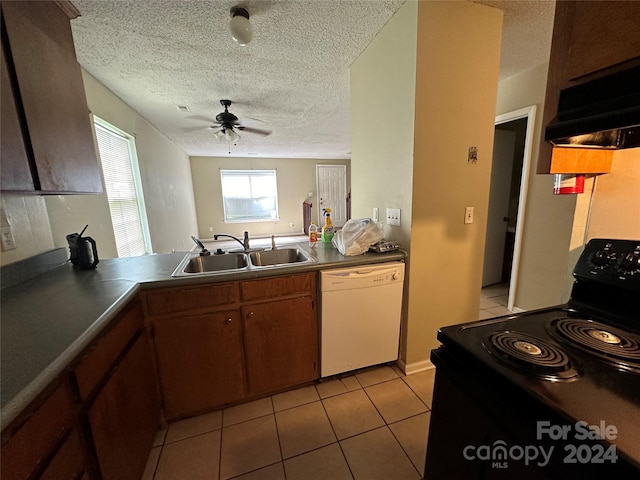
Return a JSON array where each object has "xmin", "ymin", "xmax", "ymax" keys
[{"xmin": 494, "ymin": 105, "xmax": 536, "ymax": 312}]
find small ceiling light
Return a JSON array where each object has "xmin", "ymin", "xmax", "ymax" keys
[{"xmin": 230, "ymin": 6, "xmax": 253, "ymax": 46}]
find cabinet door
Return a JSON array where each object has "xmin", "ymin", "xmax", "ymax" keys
[
  {"xmin": 153, "ymin": 310, "xmax": 246, "ymax": 419},
  {"xmin": 0, "ymin": 384, "xmax": 74, "ymax": 480},
  {"xmin": 38, "ymin": 429, "xmax": 86, "ymax": 480},
  {"xmin": 87, "ymin": 333, "xmax": 159, "ymax": 480},
  {"xmin": 0, "ymin": 39, "xmax": 33, "ymax": 191},
  {"xmin": 1, "ymin": 1, "xmax": 102, "ymax": 193},
  {"xmin": 565, "ymin": 1, "xmax": 640, "ymax": 80},
  {"xmin": 243, "ymin": 297, "xmax": 318, "ymax": 396}
]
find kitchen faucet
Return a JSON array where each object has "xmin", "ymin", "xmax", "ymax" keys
[
  {"xmin": 213, "ymin": 231, "xmax": 250, "ymax": 250},
  {"xmin": 191, "ymin": 236, "xmax": 210, "ymax": 256}
]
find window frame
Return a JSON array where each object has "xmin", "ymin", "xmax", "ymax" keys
[
  {"xmin": 219, "ymin": 169, "xmax": 280, "ymax": 223},
  {"xmin": 93, "ymin": 116, "xmax": 152, "ymax": 256}
]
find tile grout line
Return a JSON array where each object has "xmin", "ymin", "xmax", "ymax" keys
[
  {"xmin": 217, "ymin": 410, "xmax": 225, "ymax": 480},
  {"xmin": 317, "ymin": 382, "xmax": 357, "ymax": 480},
  {"xmin": 361, "ymin": 375, "xmax": 427, "ymax": 478},
  {"xmin": 270, "ymin": 394, "xmax": 287, "ymax": 479}
]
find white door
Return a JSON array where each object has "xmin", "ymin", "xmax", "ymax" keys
[
  {"xmin": 482, "ymin": 129, "xmax": 515, "ymax": 287},
  {"xmin": 316, "ymin": 165, "xmax": 347, "ymax": 228}
]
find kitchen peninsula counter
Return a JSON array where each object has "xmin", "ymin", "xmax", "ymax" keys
[{"xmin": 1, "ymin": 244, "xmax": 405, "ymax": 429}]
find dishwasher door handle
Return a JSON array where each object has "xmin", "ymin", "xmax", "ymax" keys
[{"xmin": 325, "ymin": 266, "xmax": 399, "ymax": 279}]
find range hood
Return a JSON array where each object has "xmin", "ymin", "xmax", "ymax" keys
[{"xmin": 545, "ymin": 65, "xmax": 640, "ymax": 149}]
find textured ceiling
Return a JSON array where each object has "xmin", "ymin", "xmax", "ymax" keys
[{"xmin": 70, "ymin": 0, "xmax": 555, "ymax": 159}]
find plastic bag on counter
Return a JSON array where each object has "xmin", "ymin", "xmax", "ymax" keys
[{"xmin": 332, "ymin": 218, "xmax": 384, "ymax": 256}]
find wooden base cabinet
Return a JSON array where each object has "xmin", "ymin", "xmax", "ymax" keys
[
  {"xmin": 153, "ymin": 310, "xmax": 246, "ymax": 419},
  {"xmin": 0, "ymin": 384, "xmax": 86, "ymax": 480},
  {"xmin": 143, "ymin": 273, "xmax": 319, "ymax": 419},
  {"xmin": 87, "ymin": 333, "xmax": 159, "ymax": 480},
  {"xmin": 243, "ymin": 296, "xmax": 318, "ymax": 396}
]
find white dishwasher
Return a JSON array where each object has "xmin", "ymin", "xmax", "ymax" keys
[{"xmin": 320, "ymin": 262, "xmax": 405, "ymax": 378}]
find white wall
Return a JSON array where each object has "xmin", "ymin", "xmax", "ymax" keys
[
  {"xmin": 350, "ymin": 1, "xmax": 416, "ymax": 252},
  {"xmin": 495, "ymin": 62, "xmax": 577, "ymax": 309},
  {"xmin": 190, "ymin": 156, "xmax": 349, "ymax": 239},
  {"xmin": 45, "ymin": 70, "xmax": 198, "ymax": 257},
  {"xmin": 351, "ymin": 0, "xmax": 503, "ymax": 369}
]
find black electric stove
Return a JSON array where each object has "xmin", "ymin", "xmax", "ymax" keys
[{"xmin": 424, "ymin": 238, "xmax": 640, "ymax": 479}]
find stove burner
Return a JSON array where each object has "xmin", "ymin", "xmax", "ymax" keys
[
  {"xmin": 513, "ymin": 341, "xmax": 542, "ymax": 355},
  {"xmin": 588, "ymin": 329, "xmax": 621, "ymax": 345},
  {"xmin": 484, "ymin": 331, "xmax": 578, "ymax": 380},
  {"xmin": 549, "ymin": 318, "xmax": 640, "ymax": 371}
]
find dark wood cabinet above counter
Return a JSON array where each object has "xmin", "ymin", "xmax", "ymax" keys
[
  {"xmin": 538, "ymin": 0, "xmax": 640, "ymax": 174},
  {"xmin": 0, "ymin": 1, "xmax": 102, "ymax": 194}
]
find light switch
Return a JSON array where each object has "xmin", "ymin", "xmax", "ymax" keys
[
  {"xmin": 373, "ymin": 207, "xmax": 379, "ymax": 222},
  {"xmin": 464, "ymin": 207, "xmax": 474, "ymax": 224}
]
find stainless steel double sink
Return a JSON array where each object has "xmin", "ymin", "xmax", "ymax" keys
[{"xmin": 171, "ymin": 247, "xmax": 314, "ymax": 277}]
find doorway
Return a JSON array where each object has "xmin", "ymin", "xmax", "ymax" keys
[
  {"xmin": 482, "ymin": 106, "xmax": 536, "ymax": 313},
  {"xmin": 316, "ymin": 165, "xmax": 347, "ymax": 228}
]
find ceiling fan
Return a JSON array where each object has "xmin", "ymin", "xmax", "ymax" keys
[{"xmin": 210, "ymin": 99, "xmax": 271, "ymax": 143}]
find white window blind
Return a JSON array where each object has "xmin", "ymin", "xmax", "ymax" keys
[
  {"xmin": 220, "ymin": 169, "xmax": 279, "ymax": 222},
  {"xmin": 94, "ymin": 119, "xmax": 150, "ymax": 257}
]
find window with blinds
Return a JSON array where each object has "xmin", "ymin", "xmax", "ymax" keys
[
  {"xmin": 94, "ymin": 118, "xmax": 151, "ymax": 257},
  {"xmin": 220, "ymin": 170, "xmax": 279, "ymax": 222}
]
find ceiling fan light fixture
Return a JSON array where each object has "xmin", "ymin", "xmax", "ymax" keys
[
  {"xmin": 230, "ymin": 6, "xmax": 253, "ymax": 46},
  {"xmin": 214, "ymin": 129, "xmax": 226, "ymax": 141},
  {"xmin": 226, "ymin": 128, "xmax": 240, "ymax": 143}
]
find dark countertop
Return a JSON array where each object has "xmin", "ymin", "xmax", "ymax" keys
[{"xmin": 1, "ymin": 242, "xmax": 405, "ymax": 429}]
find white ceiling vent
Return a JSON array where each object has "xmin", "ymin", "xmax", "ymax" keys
[{"xmin": 175, "ymin": 105, "xmax": 191, "ymax": 113}]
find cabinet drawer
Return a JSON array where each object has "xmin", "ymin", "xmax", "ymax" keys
[
  {"xmin": 143, "ymin": 282, "xmax": 240, "ymax": 316},
  {"xmin": 1, "ymin": 384, "xmax": 73, "ymax": 480},
  {"xmin": 73, "ymin": 301, "xmax": 143, "ymax": 400},
  {"xmin": 241, "ymin": 273, "xmax": 315, "ymax": 302}
]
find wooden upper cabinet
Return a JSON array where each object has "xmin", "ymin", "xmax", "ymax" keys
[
  {"xmin": 565, "ymin": 1, "xmax": 640, "ymax": 80},
  {"xmin": 0, "ymin": 1, "xmax": 102, "ymax": 193},
  {"xmin": 538, "ymin": 0, "xmax": 640, "ymax": 174},
  {"xmin": 0, "ymin": 41, "xmax": 33, "ymax": 191}
]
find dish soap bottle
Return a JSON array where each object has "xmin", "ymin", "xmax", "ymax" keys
[
  {"xmin": 321, "ymin": 208, "xmax": 334, "ymax": 244},
  {"xmin": 308, "ymin": 221, "xmax": 318, "ymax": 248}
]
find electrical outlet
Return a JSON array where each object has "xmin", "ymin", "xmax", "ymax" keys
[
  {"xmin": 1, "ymin": 226, "xmax": 16, "ymax": 251},
  {"xmin": 209, "ymin": 226, "xmax": 214, "ymax": 233},
  {"xmin": 289, "ymin": 222, "xmax": 295, "ymax": 228},
  {"xmin": 464, "ymin": 207, "xmax": 474, "ymax": 224},
  {"xmin": 386, "ymin": 208, "xmax": 401, "ymax": 226}
]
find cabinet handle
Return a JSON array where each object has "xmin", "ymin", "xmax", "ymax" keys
[
  {"xmin": 248, "ymin": 311, "xmax": 254, "ymax": 318},
  {"xmin": 226, "ymin": 317, "xmax": 233, "ymax": 324}
]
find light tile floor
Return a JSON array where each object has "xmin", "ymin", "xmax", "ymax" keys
[
  {"xmin": 478, "ymin": 282, "xmax": 513, "ymax": 320},
  {"xmin": 143, "ymin": 365, "xmax": 435, "ymax": 480}
]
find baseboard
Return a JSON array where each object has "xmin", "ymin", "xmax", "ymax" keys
[
  {"xmin": 511, "ymin": 306, "xmax": 526, "ymax": 313},
  {"xmin": 396, "ymin": 359, "xmax": 434, "ymax": 375}
]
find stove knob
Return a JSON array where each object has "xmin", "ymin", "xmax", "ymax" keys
[
  {"xmin": 592, "ymin": 249, "xmax": 616, "ymax": 268},
  {"xmin": 619, "ymin": 251, "xmax": 640, "ymax": 275}
]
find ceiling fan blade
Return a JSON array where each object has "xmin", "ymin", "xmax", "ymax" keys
[
  {"xmin": 182, "ymin": 125, "xmax": 211, "ymax": 132},
  {"xmin": 239, "ymin": 116, "xmax": 266, "ymax": 126},
  {"xmin": 238, "ymin": 126, "xmax": 272, "ymax": 136},
  {"xmin": 185, "ymin": 115, "xmax": 215, "ymax": 123}
]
